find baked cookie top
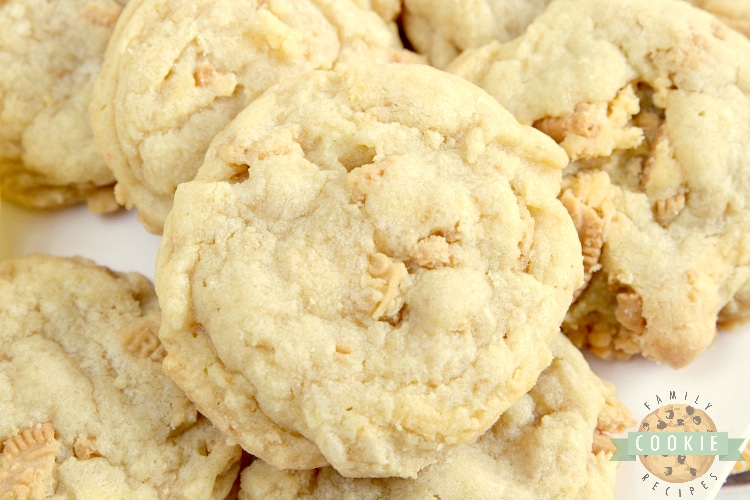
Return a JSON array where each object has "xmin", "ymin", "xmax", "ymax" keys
[
  {"xmin": 687, "ymin": 0, "xmax": 750, "ymax": 38},
  {"xmin": 351, "ymin": 0, "xmax": 401, "ymax": 23},
  {"xmin": 0, "ymin": 0, "xmax": 121, "ymax": 212},
  {"xmin": 402, "ymin": 0, "xmax": 553, "ymax": 69},
  {"xmin": 448, "ymin": 0, "xmax": 750, "ymax": 367},
  {"xmin": 90, "ymin": 0, "xmax": 411, "ymax": 234},
  {"xmin": 155, "ymin": 63, "xmax": 583, "ymax": 478},
  {"xmin": 0, "ymin": 255, "xmax": 241, "ymax": 499},
  {"xmin": 237, "ymin": 333, "xmax": 634, "ymax": 499}
]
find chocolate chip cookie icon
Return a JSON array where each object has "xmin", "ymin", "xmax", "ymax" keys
[{"xmin": 639, "ymin": 404, "xmax": 716, "ymax": 483}]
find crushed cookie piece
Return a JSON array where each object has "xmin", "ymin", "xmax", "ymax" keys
[
  {"xmin": 0, "ymin": 423, "xmax": 60, "ymax": 498},
  {"xmin": 122, "ymin": 319, "xmax": 166, "ymax": 362},
  {"xmin": 73, "ymin": 435, "xmax": 100, "ymax": 460},
  {"xmin": 409, "ymin": 235, "xmax": 453, "ymax": 269},
  {"xmin": 189, "ymin": 60, "xmax": 236, "ymax": 96},
  {"xmin": 348, "ymin": 161, "xmax": 388, "ymax": 203},
  {"xmin": 193, "ymin": 62, "xmax": 217, "ymax": 88},
  {"xmin": 560, "ymin": 190, "xmax": 605, "ymax": 299},
  {"xmin": 654, "ymin": 192, "xmax": 686, "ymax": 226},
  {"xmin": 592, "ymin": 430, "xmax": 616, "ymax": 455},
  {"xmin": 614, "ymin": 290, "xmax": 646, "ymax": 334},
  {"xmin": 533, "ymin": 85, "xmax": 643, "ymax": 160},
  {"xmin": 640, "ymin": 127, "xmax": 686, "ymax": 224}
]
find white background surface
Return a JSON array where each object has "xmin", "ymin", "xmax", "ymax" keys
[{"xmin": 2, "ymin": 200, "xmax": 749, "ymax": 500}]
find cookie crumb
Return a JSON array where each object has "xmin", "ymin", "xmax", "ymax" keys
[{"xmin": 73, "ymin": 435, "xmax": 100, "ymax": 460}]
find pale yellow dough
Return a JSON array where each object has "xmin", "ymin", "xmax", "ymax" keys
[
  {"xmin": 686, "ymin": 0, "xmax": 750, "ymax": 37},
  {"xmin": 237, "ymin": 334, "xmax": 634, "ymax": 500},
  {"xmin": 402, "ymin": 0, "xmax": 553, "ymax": 68},
  {"xmin": 91, "ymin": 0, "xmax": 411, "ymax": 234},
  {"xmin": 0, "ymin": 255, "xmax": 241, "ymax": 499},
  {"xmin": 0, "ymin": 0, "xmax": 122, "ymax": 212},
  {"xmin": 448, "ymin": 0, "xmax": 750, "ymax": 367},
  {"xmin": 156, "ymin": 63, "xmax": 583, "ymax": 478}
]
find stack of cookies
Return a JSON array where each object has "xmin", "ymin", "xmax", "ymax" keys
[{"xmin": 2, "ymin": 0, "xmax": 749, "ymax": 497}]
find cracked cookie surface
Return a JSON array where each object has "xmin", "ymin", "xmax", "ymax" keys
[
  {"xmin": 90, "ymin": 0, "xmax": 411, "ymax": 233},
  {"xmin": 155, "ymin": 63, "xmax": 583, "ymax": 478},
  {"xmin": 448, "ymin": 0, "xmax": 750, "ymax": 367},
  {"xmin": 236, "ymin": 334, "xmax": 634, "ymax": 499},
  {"xmin": 0, "ymin": 255, "xmax": 241, "ymax": 499},
  {"xmin": 402, "ymin": 0, "xmax": 554, "ymax": 69},
  {"xmin": 0, "ymin": 0, "xmax": 123, "ymax": 211}
]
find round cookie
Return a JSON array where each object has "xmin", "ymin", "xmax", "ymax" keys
[
  {"xmin": 90, "ymin": 0, "xmax": 411, "ymax": 234},
  {"xmin": 236, "ymin": 334, "xmax": 634, "ymax": 499},
  {"xmin": 0, "ymin": 0, "xmax": 122, "ymax": 212},
  {"xmin": 402, "ymin": 0, "xmax": 553, "ymax": 68},
  {"xmin": 155, "ymin": 63, "xmax": 583, "ymax": 477},
  {"xmin": 448, "ymin": 0, "xmax": 750, "ymax": 367},
  {"xmin": 638, "ymin": 404, "xmax": 717, "ymax": 483},
  {"xmin": 0, "ymin": 255, "xmax": 241, "ymax": 498}
]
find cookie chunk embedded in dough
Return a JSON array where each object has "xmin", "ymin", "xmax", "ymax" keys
[
  {"xmin": 91, "ymin": 0, "xmax": 412, "ymax": 233},
  {"xmin": 0, "ymin": 255, "xmax": 241, "ymax": 498},
  {"xmin": 236, "ymin": 334, "xmax": 634, "ymax": 499},
  {"xmin": 449, "ymin": 0, "xmax": 750, "ymax": 367},
  {"xmin": 0, "ymin": 0, "xmax": 122, "ymax": 211},
  {"xmin": 156, "ymin": 63, "xmax": 583, "ymax": 478}
]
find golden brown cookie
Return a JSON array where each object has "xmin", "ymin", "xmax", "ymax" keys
[
  {"xmin": 91, "ymin": 0, "xmax": 411, "ymax": 233},
  {"xmin": 0, "ymin": 0, "xmax": 122, "ymax": 212},
  {"xmin": 155, "ymin": 63, "xmax": 583, "ymax": 477},
  {"xmin": 236, "ymin": 334, "xmax": 634, "ymax": 499},
  {"xmin": 0, "ymin": 255, "xmax": 241, "ymax": 498},
  {"xmin": 448, "ymin": 0, "xmax": 750, "ymax": 367}
]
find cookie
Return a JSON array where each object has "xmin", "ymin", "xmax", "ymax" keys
[
  {"xmin": 0, "ymin": 0, "xmax": 122, "ymax": 213},
  {"xmin": 448, "ymin": 0, "xmax": 750, "ymax": 367},
  {"xmin": 155, "ymin": 63, "xmax": 583, "ymax": 477},
  {"xmin": 351, "ymin": 0, "xmax": 402, "ymax": 23},
  {"xmin": 236, "ymin": 334, "xmax": 634, "ymax": 499},
  {"xmin": 402, "ymin": 0, "xmax": 553, "ymax": 69},
  {"xmin": 0, "ymin": 255, "xmax": 241, "ymax": 498},
  {"xmin": 90, "ymin": 0, "xmax": 412, "ymax": 234},
  {"xmin": 638, "ymin": 404, "xmax": 716, "ymax": 483},
  {"xmin": 686, "ymin": 0, "xmax": 750, "ymax": 38}
]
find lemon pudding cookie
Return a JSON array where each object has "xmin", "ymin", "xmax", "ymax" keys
[
  {"xmin": 237, "ymin": 334, "xmax": 634, "ymax": 500},
  {"xmin": 155, "ymin": 63, "xmax": 583, "ymax": 478},
  {"xmin": 90, "ymin": 0, "xmax": 412, "ymax": 233},
  {"xmin": 449, "ymin": 0, "xmax": 750, "ymax": 367},
  {"xmin": 0, "ymin": 0, "xmax": 124, "ymax": 212},
  {"xmin": 0, "ymin": 255, "xmax": 241, "ymax": 498}
]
